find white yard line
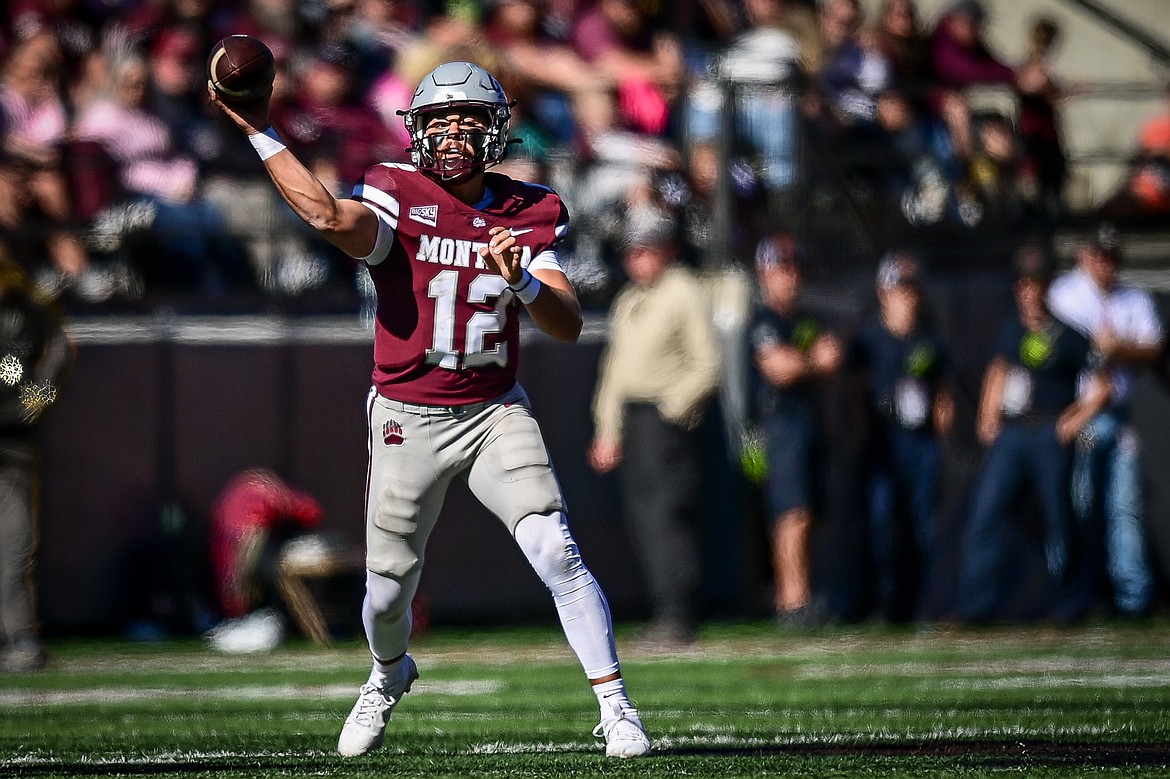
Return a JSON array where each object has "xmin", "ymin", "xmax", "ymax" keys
[{"xmin": 0, "ymin": 679, "xmax": 500, "ymax": 707}]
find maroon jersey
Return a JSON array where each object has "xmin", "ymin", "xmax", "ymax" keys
[{"xmin": 351, "ymin": 164, "xmax": 570, "ymax": 405}]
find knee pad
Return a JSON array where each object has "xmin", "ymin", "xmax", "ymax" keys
[
  {"xmin": 514, "ymin": 512, "xmax": 584, "ymax": 589},
  {"xmin": 365, "ymin": 569, "xmax": 417, "ymax": 623}
]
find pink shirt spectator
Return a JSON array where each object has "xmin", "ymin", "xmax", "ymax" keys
[
  {"xmin": 0, "ymin": 87, "xmax": 66, "ymax": 147},
  {"xmin": 569, "ymin": 0, "xmax": 680, "ymax": 135},
  {"xmin": 368, "ymin": 71, "xmax": 413, "ymax": 156},
  {"xmin": 74, "ymin": 56, "xmax": 198, "ymax": 203}
]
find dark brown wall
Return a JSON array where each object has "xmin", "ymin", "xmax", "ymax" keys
[
  {"xmin": 33, "ymin": 327, "xmax": 692, "ymax": 635},
  {"xmin": 31, "ymin": 291, "xmax": 1170, "ymax": 635}
]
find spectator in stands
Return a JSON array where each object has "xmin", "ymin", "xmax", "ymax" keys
[
  {"xmin": 7, "ymin": 0, "xmax": 105, "ymax": 77},
  {"xmin": 662, "ymin": 139, "xmax": 760, "ymax": 270},
  {"xmin": 0, "ymin": 33, "xmax": 90, "ymax": 284},
  {"xmin": 280, "ymin": 42, "xmax": 400, "ymax": 190},
  {"xmin": 342, "ymin": 0, "xmax": 421, "ymax": 63},
  {"xmin": 873, "ymin": 86, "xmax": 959, "ymax": 226},
  {"xmin": 570, "ymin": 0, "xmax": 684, "ymax": 138},
  {"xmin": 316, "ymin": 0, "xmax": 416, "ymax": 100},
  {"xmin": 145, "ymin": 28, "xmax": 212, "ymax": 168},
  {"xmin": 1100, "ymin": 81, "xmax": 1170, "ymax": 220},
  {"xmin": 119, "ymin": 0, "xmax": 220, "ymax": 40},
  {"xmin": 558, "ymin": 61, "xmax": 681, "ymax": 299},
  {"xmin": 873, "ymin": 0, "xmax": 929, "ymax": 101},
  {"xmin": 367, "ymin": 62, "xmax": 415, "ymax": 161},
  {"xmin": 748, "ymin": 232, "xmax": 842, "ymax": 625},
  {"xmin": 73, "ymin": 41, "xmax": 251, "ymax": 296},
  {"xmin": 486, "ymin": 0, "xmax": 601, "ymax": 152},
  {"xmin": 697, "ymin": 0, "xmax": 819, "ymax": 201},
  {"xmin": 269, "ymin": 41, "xmax": 400, "ymax": 297},
  {"xmin": 588, "ymin": 211, "xmax": 721, "ymax": 647},
  {"xmin": 201, "ymin": 0, "xmax": 303, "ymax": 65},
  {"xmin": 965, "ymin": 110, "xmax": 1039, "ymax": 226},
  {"xmin": 958, "ymin": 247, "xmax": 1109, "ymax": 624},
  {"xmin": 1015, "ymin": 17, "xmax": 1069, "ymax": 219},
  {"xmin": 927, "ymin": 0, "xmax": 1015, "ymax": 165},
  {"xmin": 164, "ymin": 31, "xmax": 311, "ymax": 297},
  {"xmin": 816, "ymin": 0, "xmax": 891, "ymax": 135},
  {"xmin": 1048, "ymin": 226, "xmax": 1166, "ymax": 619},
  {"xmin": 360, "ymin": 1, "xmax": 425, "ymax": 158},
  {"xmin": 929, "ymin": 0, "xmax": 1014, "ymax": 87},
  {"xmin": 849, "ymin": 252, "xmax": 954, "ymax": 622}
]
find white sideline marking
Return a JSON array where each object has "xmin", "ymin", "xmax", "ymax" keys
[
  {"xmin": 797, "ymin": 657, "xmax": 1170, "ymax": 679},
  {"xmin": 0, "ymin": 679, "xmax": 500, "ymax": 707},
  {"xmin": 6, "ymin": 750, "xmax": 339, "ymax": 766},
  {"xmin": 937, "ymin": 674, "xmax": 1170, "ymax": 691}
]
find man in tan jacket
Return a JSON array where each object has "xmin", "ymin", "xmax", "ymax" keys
[{"xmin": 588, "ymin": 210, "xmax": 721, "ymax": 646}]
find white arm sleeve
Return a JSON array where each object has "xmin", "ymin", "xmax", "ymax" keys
[
  {"xmin": 526, "ymin": 249, "xmax": 565, "ymax": 275},
  {"xmin": 357, "ymin": 203, "xmax": 396, "ymax": 266}
]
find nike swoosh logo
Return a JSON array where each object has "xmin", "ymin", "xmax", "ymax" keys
[{"xmin": 509, "ymin": 228, "xmax": 534, "ymax": 236}]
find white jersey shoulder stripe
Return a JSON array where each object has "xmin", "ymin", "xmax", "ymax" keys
[{"xmin": 353, "ymin": 183, "xmax": 401, "ymax": 219}]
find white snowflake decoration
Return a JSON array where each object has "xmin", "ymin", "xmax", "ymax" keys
[
  {"xmin": 0, "ymin": 354, "xmax": 23, "ymax": 386},
  {"xmin": 20, "ymin": 381, "xmax": 57, "ymax": 421}
]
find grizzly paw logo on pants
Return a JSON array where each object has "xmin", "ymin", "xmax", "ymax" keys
[{"xmin": 383, "ymin": 419, "xmax": 405, "ymax": 446}]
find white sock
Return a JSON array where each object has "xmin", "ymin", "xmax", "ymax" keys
[
  {"xmin": 367, "ymin": 654, "xmax": 404, "ymax": 690},
  {"xmin": 593, "ymin": 678, "xmax": 634, "ymax": 716}
]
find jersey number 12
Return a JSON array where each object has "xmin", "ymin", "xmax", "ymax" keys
[{"xmin": 425, "ymin": 269, "xmax": 511, "ymax": 370}]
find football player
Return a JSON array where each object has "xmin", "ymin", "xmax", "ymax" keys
[{"xmin": 209, "ymin": 61, "xmax": 651, "ymax": 758}]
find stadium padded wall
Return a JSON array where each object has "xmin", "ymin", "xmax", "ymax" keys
[{"xmin": 33, "ymin": 288, "xmax": 1170, "ymax": 635}]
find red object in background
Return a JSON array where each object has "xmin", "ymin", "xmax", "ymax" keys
[{"xmin": 211, "ymin": 469, "xmax": 322, "ymax": 618}]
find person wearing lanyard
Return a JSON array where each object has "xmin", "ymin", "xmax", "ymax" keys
[{"xmin": 958, "ymin": 246, "xmax": 1109, "ymax": 624}]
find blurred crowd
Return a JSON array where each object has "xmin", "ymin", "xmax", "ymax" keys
[{"xmin": 2, "ymin": 0, "xmax": 1168, "ymax": 312}]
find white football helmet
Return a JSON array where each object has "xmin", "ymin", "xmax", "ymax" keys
[{"xmin": 401, "ymin": 61, "xmax": 513, "ymax": 181}]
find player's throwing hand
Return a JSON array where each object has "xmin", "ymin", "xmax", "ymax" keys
[
  {"xmin": 479, "ymin": 226, "xmax": 524, "ymax": 286},
  {"xmin": 206, "ymin": 82, "xmax": 272, "ymax": 138}
]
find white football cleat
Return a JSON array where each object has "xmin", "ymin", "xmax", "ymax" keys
[
  {"xmin": 337, "ymin": 654, "xmax": 419, "ymax": 757},
  {"xmin": 593, "ymin": 700, "xmax": 652, "ymax": 758}
]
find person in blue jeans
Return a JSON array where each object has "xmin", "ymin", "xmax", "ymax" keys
[
  {"xmin": 1048, "ymin": 227, "xmax": 1166, "ymax": 618},
  {"xmin": 850, "ymin": 252, "xmax": 955, "ymax": 622},
  {"xmin": 959, "ymin": 247, "xmax": 1110, "ymax": 624}
]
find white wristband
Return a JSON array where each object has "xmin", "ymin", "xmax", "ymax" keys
[
  {"xmin": 249, "ymin": 127, "xmax": 286, "ymax": 161},
  {"xmin": 509, "ymin": 269, "xmax": 542, "ymax": 305}
]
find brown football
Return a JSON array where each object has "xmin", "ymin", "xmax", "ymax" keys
[{"xmin": 208, "ymin": 35, "xmax": 276, "ymax": 104}]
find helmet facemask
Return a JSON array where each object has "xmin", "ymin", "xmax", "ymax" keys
[
  {"xmin": 400, "ymin": 62, "xmax": 515, "ymax": 183},
  {"xmin": 404, "ymin": 103, "xmax": 510, "ymax": 183}
]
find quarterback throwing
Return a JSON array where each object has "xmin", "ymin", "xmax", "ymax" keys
[{"xmin": 209, "ymin": 60, "xmax": 651, "ymax": 758}]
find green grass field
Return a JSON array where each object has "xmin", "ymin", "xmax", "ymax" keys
[{"xmin": 3, "ymin": 620, "xmax": 1169, "ymax": 777}]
